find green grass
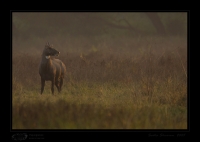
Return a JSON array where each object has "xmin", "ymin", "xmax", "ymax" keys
[{"xmin": 12, "ymin": 81, "xmax": 187, "ymax": 129}]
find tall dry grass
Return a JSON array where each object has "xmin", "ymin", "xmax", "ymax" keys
[{"xmin": 12, "ymin": 35, "xmax": 187, "ymax": 129}]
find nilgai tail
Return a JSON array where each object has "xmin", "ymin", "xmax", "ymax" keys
[{"xmin": 39, "ymin": 42, "xmax": 66, "ymax": 95}]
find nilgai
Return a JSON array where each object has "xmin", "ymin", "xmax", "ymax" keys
[{"xmin": 39, "ymin": 42, "xmax": 66, "ymax": 95}]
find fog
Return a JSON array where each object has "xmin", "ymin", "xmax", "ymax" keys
[{"xmin": 12, "ymin": 12, "xmax": 187, "ymax": 55}]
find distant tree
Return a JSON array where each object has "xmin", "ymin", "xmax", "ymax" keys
[
  {"xmin": 145, "ymin": 12, "xmax": 166, "ymax": 35},
  {"xmin": 79, "ymin": 13, "xmax": 167, "ymax": 36}
]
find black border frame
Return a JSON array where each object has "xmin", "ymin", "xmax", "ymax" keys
[{"xmin": 10, "ymin": 10, "xmax": 190, "ymax": 139}]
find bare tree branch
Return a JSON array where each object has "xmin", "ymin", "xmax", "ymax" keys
[{"xmin": 81, "ymin": 14, "xmax": 145, "ymax": 35}]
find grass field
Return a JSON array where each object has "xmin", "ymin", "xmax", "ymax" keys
[{"xmin": 12, "ymin": 36, "xmax": 187, "ymax": 129}]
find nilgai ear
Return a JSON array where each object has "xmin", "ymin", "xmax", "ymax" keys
[{"xmin": 45, "ymin": 42, "xmax": 51, "ymax": 48}]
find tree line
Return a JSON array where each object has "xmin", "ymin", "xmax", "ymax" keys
[{"xmin": 12, "ymin": 12, "xmax": 187, "ymax": 39}]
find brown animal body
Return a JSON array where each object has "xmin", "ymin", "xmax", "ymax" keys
[{"xmin": 39, "ymin": 43, "xmax": 66, "ymax": 95}]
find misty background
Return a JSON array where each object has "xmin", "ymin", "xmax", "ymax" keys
[
  {"xmin": 12, "ymin": 12, "xmax": 187, "ymax": 90},
  {"xmin": 12, "ymin": 12, "xmax": 187, "ymax": 54}
]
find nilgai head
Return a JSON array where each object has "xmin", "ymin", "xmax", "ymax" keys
[{"xmin": 43, "ymin": 42, "xmax": 60, "ymax": 59}]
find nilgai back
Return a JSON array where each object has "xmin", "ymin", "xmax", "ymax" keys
[{"xmin": 39, "ymin": 42, "xmax": 66, "ymax": 95}]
